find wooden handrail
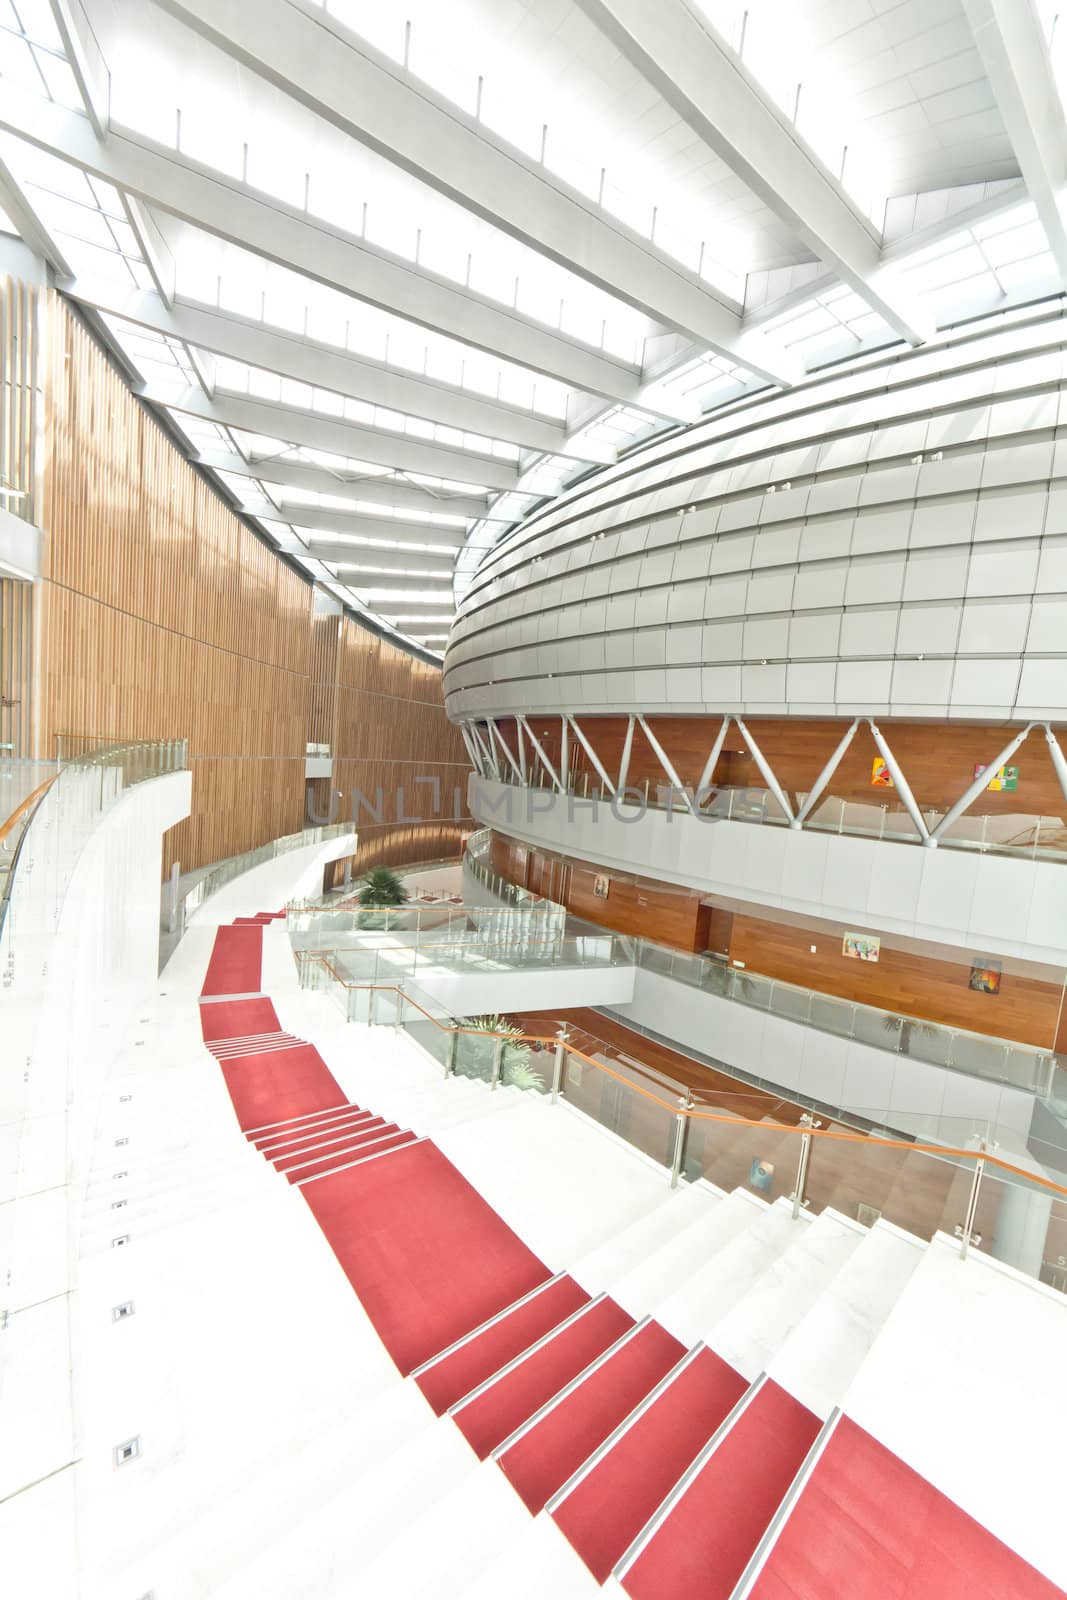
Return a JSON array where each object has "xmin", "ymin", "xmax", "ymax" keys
[
  {"xmin": 306, "ymin": 954, "xmax": 1067, "ymax": 1204},
  {"xmin": 0, "ymin": 775, "xmax": 58, "ymax": 848}
]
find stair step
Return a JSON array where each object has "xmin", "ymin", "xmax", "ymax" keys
[
  {"xmin": 452, "ymin": 1297, "xmax": 636, "ymax": 1459},
  {"xmin": 570, "ymin": 1181, "xmax": 720, "ymax": 1294},
  {"xmin": 617, "ymin": 1377, "xmax": 820, "ymax": 1598},
  {"xmin": 270, "ymin": 1119, "xmax": 398, "ymax": 1172},
  {"xmin": 549, "ymin": 1346, "xmax": 749, "ymax": 1582},
  {"xmin": 498, "ymin": 1320, "xmax": 686, "ymax": 1514},
  {"xmin": 289, "ymin": 1129, "xmax": 422, "ymax": 1185},
  {"xmin": 417, "ymin": 1274, "xmax": 592, "ymax": 1415},
  {"xmin": 653, "ymin": 1198, "xmax": 809, "ymax": 1347},
  {"xmin": 610, "ymin": 1188, "xmax": 767, "ymax": 1317}
]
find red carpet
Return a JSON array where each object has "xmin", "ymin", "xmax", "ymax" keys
[
  {"xmin": 748, "ymin": 1418, "xmax": 1063, "ymax": 1600},
  {"xmin": 453, "ymin": 1297, "xmax": 636, "ymax": 1459},
  {"xmin": 220, "ymin": 1043, "xmax": 345, "ymax": 1132},
  {"xmin": 201, "ymin": 922, "xmax": 263, "ymax": 995},
  {"xmin": 551, "ymin": 1347, "xmax": 749, "ymax": 1579},
  {"xmin": 300, "ymin": 1139, "xmax": 552, "ymax": 1374},
  {"xmin": 623, "ymin": 1380, "xmax": 820, "ymax": 1600},
  {"xmin": 255, "ymin": 1108, "xmax": 376, "ymax": 1154},
  {"xmin": 199, "ymin": 997, "xmax": 280, "ymax": 1042},
  {"xmin": 270, "ymin": 1117, "xmax": 394, "ymax": 1170},
  {"xmin": 416, "ymin": 1276, "xmax": 592, "ymax": 1415},
  {"xmin": 501, "ymin": 1320, "xmax": 686, "ymax": 1515},
  {"xmin": 279, "ymin": 1126, "xmax": 411, "ymax": 1182}
]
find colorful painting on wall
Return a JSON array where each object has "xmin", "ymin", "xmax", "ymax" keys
[
  {"xmin": 842, "ymin": 931, "xmax": 881, "ymax": 962},
  {"xmin": 871, "ymin": 757, "xmax": 894, "ymax": 787},
  {"xmin": 749, "ymin": 1158, "xmax": 775, "ymax": 1194},
  {"xmin": 592, "ymin": 874, "xmax": 610, "ymax": 900},
  {"xmin": 969, "ymin": 959, "xmax": 1002, "ymax": 995},
  {"xmin": 974, "ymin": 763, "xmax": 1019, "ymax": 792}
]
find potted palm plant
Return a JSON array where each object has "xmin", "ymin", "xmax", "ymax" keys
[
  {"xmin": 356, "ymin": 865, "xmax": 409, "ymax": 929},
  {"xmin": 460, "ymin": 1014, "xmax": 545, "ymax": 1091}
]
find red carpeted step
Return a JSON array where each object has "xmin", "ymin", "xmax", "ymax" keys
[
  {"xmin": 453, "ymin": 1298, "xmax": 637, "ymax": 1461},
  {"xmin": 220, "ymin": 1043, "xmax": 345, "ymax": 1132},
  {"xmin": 300, "ymin": 1139, "xmax": 552, "ymax": 1374},
  {"xmin": 255, "ymin": 1108, "xmax": 375, "ymax": 1155},
  {"xmin": 748, "ymin": 1417, "xmax": 1063, "ymax": 1600},
  {"xmin": 499, "ymin": 1319, "xmax": 686, "ymax": 1515},
  {"xmin": 248, "ymin": 1103, "xmax": 367, "ymax": 1145},
  {"xmin": 201, "ymin": 923, "xmax": 263, "ymax": 996},
  {"xmin": 284, "ymin": 1128, "xmax": 417, "ymax": 1184},
  {"xmin": 271, "ymin": 1118, "xmax": 396, "ymax": 1172},
  {"xmin": 622, "ymin": 1379, "xmax": 820, "ymax": 1600},
  {"xmin": 550, "ymin": 1346, "xmax": 749, "ymax": 1580},
  {"xmin": 416, "ymin": 1276, "xmax": 592, "ymax": 1415},
  {"xmin": 199, "ymin": 997, "xmax": 280, "ymax": 1042}
]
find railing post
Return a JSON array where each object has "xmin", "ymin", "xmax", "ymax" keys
[
  {"xmin": 490, "ymin": 1038, "xmax": 504, "ymax": 1090},
  {"xmin": 792, "ymin": 1112, "xmax": 820, "ymax": 1220},
  {"xmin": 368, "ymin": 988, "xmax": 378, "ymax": 1027},
  {"xmin": 669, "ymin": 1090, "xmax": 692, "ymax": 1188},
  {"xmin": 444, "ymin": 1030, "xmax": 456, "ymax": 1078},
  {"xmin": 551, "ymin": 1025, "xmax": 569, "ymax": 1104},
  {"xmin": 956, "ymin": 1140, "xmax": 987, "ymax": 1261}
]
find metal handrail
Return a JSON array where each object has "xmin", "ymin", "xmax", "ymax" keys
[{"xmin": 306, "ymin": 956, "xmax": 1067, "ymax": 1206}]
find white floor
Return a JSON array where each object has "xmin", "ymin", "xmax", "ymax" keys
[{"xmin": 9, "ymin": 916, "xmax": 1066, "ymax": 1598}]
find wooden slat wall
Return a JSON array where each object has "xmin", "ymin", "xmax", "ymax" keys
[
  {"xmin": 33, "ymin": 291, "xmax": 471, "ymax": 876},
  {"xmin": 0, "ymin": 577, "xmax": 33, "ymax": 759},
  {"xmin": 0, "ymin": 274, "xmax": 39, "ymax": 524}
]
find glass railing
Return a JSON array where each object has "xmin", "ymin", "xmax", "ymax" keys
[
  {"xmin": 304, "ymin": 972, "xmax": 1067, "ymax": 1293},
  {"xmin": 2, "ymin": 740, "xmax": 187, "ymax": 939},
  {"xmin": 635, "ymin": 943, "xmax": 1060, "ymax": 1102},
  {"xmin": 0, "ymin": 760, "xmax": 61, "ymax": 933},
  {"xmin": 180, "ymin": 821, "xmax": 355, "ymax": 923},
  {"xmin": 498, "ymin": 766, "xmax": 1067, "ymax": 864},
  {"xmin": 287, "ymin": 898, "xmax": 569, "ymax": 952},
  {"xmin": 464, "ymin": 830, "xmax": 1062, "ymax": 1108}
]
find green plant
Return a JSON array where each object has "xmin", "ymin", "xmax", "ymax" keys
[
  {"xmin": 461, "ymin": 1013, "xmax": 545, "ymax": 1092},
  {"xmin": 356, "ymin": 865, "xmax": 409, "ymax": 927},
  {"xmin": 882, "ymin": 1012, "xmax": 937, "ymax": 1055}
]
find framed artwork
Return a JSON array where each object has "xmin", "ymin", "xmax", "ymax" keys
[
  {"xmin": 974, "ymin": 763, "xmax": 1019, "ymax": 793},
  {"xmin": 843, "ymin": 931, "xmax": 881, "ymax": 962},
  {"xmin": 969, "ymin": 960, "xmax": 1002, "ymax": 995},
  {"xmin": 592, "ymin": 873, "xmax": 610, "ymax": 900},
  {"xmin": 871, "ymin": 757, "xmax": 894, "ymax": 787},
  {"xmin": 749, "ymin": 1158, "xmax": 774, "ymax": 1194}
]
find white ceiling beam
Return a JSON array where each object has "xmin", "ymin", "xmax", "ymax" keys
[
  {"xmin": 0, "ymin": 147, "xmax": 72, "ymax": 275},
  {"xmin": 118, "ymin": 198, "xmax": 176, "ymax": 305},
  {"xmin": 63, "ymin": 278, "xmax": 576, "ymax": 453},
  {"xmin": 147, "ymin": 385, "xmax": 519, "ymax": 489},
  {"xmin": 574, "ymin": 0, "xmax": 934, "ymax": 346},
  {"xmin": 47, "ymin": 0, "xmax": 110, "ymax": 138},
  {"xmin": 960, "ymin": 0, "xmax": 1067, "ymax": 284},
  {"xmin": 291, "ymin": 544, "xmax": 455, "ymax": 579},
  {"xmin": 151, "ymin": 0, "xmax": 798, "ymax": 385},
  {"xmin": 271, "ymin": 506, "xmax": 463, "ymax": 548},
  {"xmin": 186, "ymin": 447, "xmax": 491, "ymax": 520},
  {"xmin": 0, "ymin": 87, "xmax": 645, "ymax": 405}
]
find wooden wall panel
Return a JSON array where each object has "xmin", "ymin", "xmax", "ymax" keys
[
  {"xmin": 727, "ymin": 913, "xmax": 1064, "ymax": 1050},
  {"xmin": 0, "ymin": 274, "xmax": 41, "ymax": 524},
  {"xmin": 32, "ymin": 292, "xmax": 471, "ymax": 877},
  {"xmin": 0, "ymin": 577, "xmax": 34, "ymax": 760}
]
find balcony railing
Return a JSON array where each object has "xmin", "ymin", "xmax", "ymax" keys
[
  {"xmin": 463, "ymin": 829, "xmax": 1063, "ymax": 1110},
  {"xmin": 498, "ymin": 765, "xmax": 1067, "ymax": 865},
  {"xmin": 299, "ymin": 967, "xmax": 1067, "ymax": 1295}
]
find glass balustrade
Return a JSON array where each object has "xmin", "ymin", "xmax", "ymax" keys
[{"xmin": 485, "ymin": 766, "xmax": 1067, "ymax": 865}]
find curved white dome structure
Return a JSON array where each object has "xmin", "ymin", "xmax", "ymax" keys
[{"xmin": 445, "ymin": 305, "xmax": 1067, "ymax": 725}]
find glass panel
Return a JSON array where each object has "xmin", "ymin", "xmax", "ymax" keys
[
  {"xmin": 687, "ymin": 1110, "xmax": 799, "ymax": 1205},
  {"xmin": 561, "ymin": 1050, "xmax": 676, "ymax": 1168},
  {"xmin": 969, "ymin": 1166, "xmax": 1067, "ymax": 1287},
  {"xmin": 804, "ymin": 1124, "xmax": 975, "ymax": 1243}
]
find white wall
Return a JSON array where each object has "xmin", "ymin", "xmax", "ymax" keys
[
  {"xmin": 470, "ymin": 776, "xmax": 1067, "ymax": 968},
  {"xmin": 611, "ymin": 967, "xmax": 1036, "ymax": 1155},
  {"xmin": 393, "ymin": 959, "xmax": 635, "ymax": 1018}
]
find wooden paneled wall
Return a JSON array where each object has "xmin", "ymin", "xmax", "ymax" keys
[
  {"xmin": 1, "ymin": 274, "xmax": 40, "ymax": 524},
  {"xmin": 490, "ymin": 714, "xmax": 1067, "ymax": 826},
  {"xmin": 486, "ymin": 829, "xmax": 1066, "ymax": 1048},
  {"xmin": 32, "ymin": 292, "xmax": 470, "ymax": 875},
  {"xmin": 0, "ymin": 577, "xmax": 33, "ymax": 760}
]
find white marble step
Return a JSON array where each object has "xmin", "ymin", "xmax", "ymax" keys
[
  {"xmin": 210, "ymin": 1417, "xmax": 482, "ymax": 1600},
  {"xmin": 569, "ymin": 1179, "xmax": 721, "ymax": 1295},
  {"xmin": 767, "ymin": 1217, "xmax": 925, "ymax": 1419},
  {"xmin": 88, "ymin": 1383, "xmax": 435, "ymax": 1600},
  {"xmin": 347, "ymin": 1455, "xmax": 533, "ymax": 1599},
  {"xmin": 458, "ymin": 1509, "xmax": 603, "ymax": 1600},
  {"xmin": 704, "ymin": 1207, "xmax": 865, "ymax": 1381},
  {"xmin": 610, "ymin": 1188, "xmax": 768, "ymax": 1319},
  {"xmin": 653, "ymin": 1196, "xmax": 808, "ymax": 1346}
]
